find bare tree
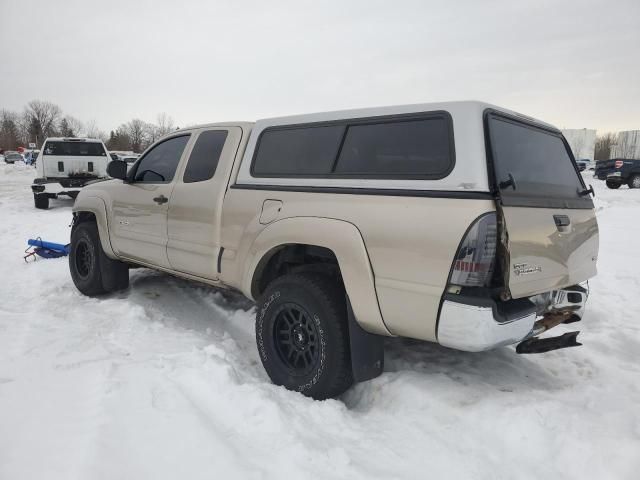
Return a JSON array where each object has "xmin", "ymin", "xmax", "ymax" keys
[
  {"xmin": 156, "ymin": 112, "xmax": 175, "ymax": 137},
  {"xmin": 126, "ymin": 119, "xmax": 149, "ymax": 153},
  {"xmin": 83, "ymin": 119, "xmax": 107, "ymax": 142},
  {"xmin": 22, "ymin": 100, "xmax": 62, "ymax": 145},
  {"xmin": 107, "ymin": 125, "xmax": 132, "ymax": 151},
  {"xmin": 613, "ymin": 131, "xmax": 640, "ymax": 159},
  {"xmin": 147, "ymin": 112, "xmax": 175, "ymax": 143},
  {"xmin": 594, "ymin": 133, "xmax": 616, "ymax": 161},
  {"xmin": 59, "ymin": 115, "xmax": 84, "ymax": 137}
]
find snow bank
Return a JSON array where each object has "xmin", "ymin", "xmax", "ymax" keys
[{"xmin": 0, "ymin": 167, "xmax": 638, "ymax": 479}]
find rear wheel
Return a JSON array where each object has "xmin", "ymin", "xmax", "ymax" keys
[
  {"xmin": 34, "ymin": 193, "xmax": 49, "ymax": 209},
  {"xmin": 69, "ymin": 221, "xmax": 129, "ymax": 296},
  {"xmin": 606, "ymin": 180, "xmax": 621, "ymax": 189},
  {"xmin": 256, "ymin": 273, "xmax": 353, "ymax": 399},
  {"xmin": 629, "ymin": 175, "xmax": 640, "ymax": 189}
]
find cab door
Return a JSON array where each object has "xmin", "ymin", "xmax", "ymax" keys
[
  {"xmin": 110, "ymin": 134, "xmax": 192, "ymax": 268},
  {"xmin": 167, "ymin": 127, "xmax": 242, "ymax": 280}
]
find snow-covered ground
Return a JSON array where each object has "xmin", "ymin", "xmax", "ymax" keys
[{"xmin": 0, "ymin": 163, "xmax": 638, "ymax": 480}]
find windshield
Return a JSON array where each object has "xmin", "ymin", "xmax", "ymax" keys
[
  {"xmin": 487, "ymin": 114, "xmax": 591, "ymax": 208},
  {"xmin": 43, "ymin": 141, "xmax": 106, "ymax": 157}
]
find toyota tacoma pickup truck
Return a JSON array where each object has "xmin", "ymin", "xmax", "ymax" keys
[{"xmin": 69, "ymin": 101, "xmax": 599, "ymax": 399}]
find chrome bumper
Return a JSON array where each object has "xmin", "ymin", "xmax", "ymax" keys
[
  {"xmin": 31, "ymin": 182, "xmax": 81, "ymax": 196},
  {"xmin": 437, "ymin": 285, "xmax": 588, "ymax": 352}
]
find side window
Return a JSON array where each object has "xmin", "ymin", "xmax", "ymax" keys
[
  {"xmin": 252, "ymin": 125, "xmax": 344, "ymax": 176},
  {"xmin": 133, "ymin": 135, "xmax": 190, "ymax": 183},
  {"xmin": 183, "ymin": 130, "xmax": 228, "ymax": 183},
  {"xmin": 249, "ymin": 114, "xmax": 454, "ymax": 179},
  {"xmin": 334, "ymin": 118, "xmax": 452, "ymax": 177}
]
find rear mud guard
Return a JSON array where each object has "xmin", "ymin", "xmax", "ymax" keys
[{"xmin": 346, "ymin": 296, "xmax": 384, "ymax": 383}]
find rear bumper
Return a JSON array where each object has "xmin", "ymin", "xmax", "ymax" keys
[
  {"xmin": 437, "ymin": 286, "xmax": 588, "ymax": 352},
  {"xmin": 31, "ymin": 177, "xmax": 98, "ymax": 196},
  {"xmin": 606, "ymin": 172, "xmax": 624, "ymax": 184}
]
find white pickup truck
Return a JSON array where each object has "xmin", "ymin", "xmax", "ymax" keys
[
  {"xmin": 69, "ymin": 101, "xmax": 598, "ymax": 399},
  {"xmin": 31, "ymin": 137, "xmax": 110, "ymax": 209}
]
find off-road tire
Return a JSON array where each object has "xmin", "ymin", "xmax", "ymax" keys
[
  {"xmin": 69, "ymin": 221, "xmax": 129, "ymax": 296},
  {"xmin": 34, "ymin": 193, "xmax": 49, "ymax": 209},
  {"xmin": 629, "ymin": 175, "xmax": 640, "ymax": 189},
  {"xmin": 256, "ymin": 273, "xmax": 353, "ymax": 400},
  {"xmin": 606, "ymin": 180, "xmax": 621, "ymax": 189}
]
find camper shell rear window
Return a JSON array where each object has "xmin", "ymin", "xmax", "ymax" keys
[
  {"xmin": 43, "ymin": 141, "xmax": 107, "ymax": 157},
  {"xmin": 485, "ymin": 112, "xmax": 593, "ymax": 209}
]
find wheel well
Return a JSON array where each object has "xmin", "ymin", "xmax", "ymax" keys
[
  {"xmin": 252, "ymin": 244, "xmax": 342, "ymax": 299},
  {"xmin": 73, "ymin": 211, "xmax": 97, "ymax": 229}
]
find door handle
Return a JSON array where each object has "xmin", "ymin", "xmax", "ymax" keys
[
  {"xmin": 553, "ymin": 215, "xmax": 570, "ymax": 228},
  {"xmin": 153, "ymin": 194, "xmax": 168, "ymax": 205}
]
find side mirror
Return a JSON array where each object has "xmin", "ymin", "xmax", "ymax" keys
[{"xmin": 107, "ymin": 160, "xmax": 128, "ymax": 181}]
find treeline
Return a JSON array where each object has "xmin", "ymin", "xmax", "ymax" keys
[{"xmin": 0, "ymin": 100, "xmax": 177, "ymax": 153}]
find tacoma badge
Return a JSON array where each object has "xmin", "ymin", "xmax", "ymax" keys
[{"xmin": 513, "ymin": 263, "xmax": 542, "ymax": 276}]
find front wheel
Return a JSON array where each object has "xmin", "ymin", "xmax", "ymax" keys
[
  {"xmin": 256, "ymin": 273, "xmax": 353, "ymax": 400},
  {"xmin": 629, "ymin": 175, "xmax": 640, "ymax": 189},
  {"xmin": 606, "ymin": 180, "xmax": 621, "ymax": 189},
  {"xmin": 69, "ymin": 221, "xmax": 129, "ymax": 296}
]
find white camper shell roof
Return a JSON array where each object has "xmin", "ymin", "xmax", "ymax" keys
[{"xmin": 234, "ymin": 101, "xmax": 560, "ymax": 193}]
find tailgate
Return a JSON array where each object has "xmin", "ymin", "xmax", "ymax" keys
[
  {"xmin": 501, "ymin": 206, "xmax": 598, "ymax": 298},
  {"xmin": 43, "ymin": 155, "xmax": 106, "ymax": 178},
  {"xmin": 595, "ymin": 159, "xmax": 615, "ymax": 177},
  {"xmin": 41, "ymin": 140, "xmax": 108, "ymax": 178},
  {"xmin": 486, "ymin": 112, "xmax": 599, "ymax": 298}
]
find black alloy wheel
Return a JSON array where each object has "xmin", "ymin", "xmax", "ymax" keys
[{"xmin": 273, "ymin": 303, "xmax": 320, "ymax": 376}]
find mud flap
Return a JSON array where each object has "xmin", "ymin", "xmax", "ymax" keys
[
  {"xmin": 516, "ymin": 331, "xmax": 582, "ymax": 354},
  {"xmin": 346, "ymin": 297, "xmax": 384, "ymax": 383}
]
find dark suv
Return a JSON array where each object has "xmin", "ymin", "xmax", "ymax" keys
[{"xmin": 603, "ymin": 159, "xmax": 640, "ymax": 189}]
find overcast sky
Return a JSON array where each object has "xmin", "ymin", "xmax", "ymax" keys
[{"xmin": 1, "ymin": 0, "xmax": 638, "ymax": 134}]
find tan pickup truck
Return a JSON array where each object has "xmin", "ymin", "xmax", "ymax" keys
[{"xmin": 69, "ymin": 101, "xmax": 599, "ymax": 399}]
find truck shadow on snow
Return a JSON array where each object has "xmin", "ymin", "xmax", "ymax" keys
[{"xmin": 121, "ymin": 269, "xmax": 568, "ymax": 405}]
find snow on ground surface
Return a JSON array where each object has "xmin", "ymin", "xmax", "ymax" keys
[{"xmin": 0, "ymin": 163, "xmax": 638, "ymax": 480}]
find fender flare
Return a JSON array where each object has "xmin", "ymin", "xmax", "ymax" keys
[
  {"xmin": 243, "ymin": 216, "xmax": 391, "ymax": 336},
  {"xmin": 72, "ymin": 196, "xmax": 116, "ymax": 258}
]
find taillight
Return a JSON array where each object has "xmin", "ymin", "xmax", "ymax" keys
[
  {"xmin": 450, "ymin": 213, "xmax": 497, "ymax": 288},
  {"xmin": 615, "ymin": 160, "xmax": 623, "ymax": 168}
]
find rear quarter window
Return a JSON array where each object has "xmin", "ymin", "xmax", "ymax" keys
[{"xmin": 183, "ymin": 130, "xmax": 229, "ymax": 183}]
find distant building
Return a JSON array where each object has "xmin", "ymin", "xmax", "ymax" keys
[
  {"xmin": 562, "ymin": 128, "xmax": 596, "ymax": 160},
  {"xmin": 610, "ymin": 130, "xmax": 640, "ymax": 159}
]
